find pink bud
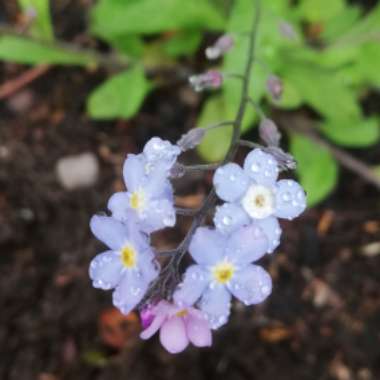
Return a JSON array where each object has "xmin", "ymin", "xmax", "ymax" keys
[
  {"xmin": 205, "ymin": 34, "xmax": 234, "ymax": 60},
  {"xmin": 266, "ymin": 75, "xmax": 283, "ymax": 101},
  {"xmin": 189, "ymin": 70, "xmax": 223, "ymax": 92}
]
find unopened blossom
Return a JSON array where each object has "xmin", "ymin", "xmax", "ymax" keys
[
  {"xmin": 189, "ymin": 70, "xmax": 223, "ymax": 92},
  {"xmin": 140, "ymin": 301, "xmax": 212, "ymax": 353},
  {"xmin": 213, "ymin": 149, "xmax": 306, "ymax": 253},
  {"xmin": 205, "ymin": 34, "xmax": 234, "ymax": 60},
  {"xmin": 108, "ymin": 138, "xmax": 180, "ymax": 233},
  {"xmin": 89, "ymin": 215, "xmax": 159, "ymax": 314},
  {"xmin": 173, "ymin": 225, "xmax": 271, "ymax": 329},
  {"xmin": 266, "ymin": 75, "xmax": 283, "ymax": 101}
]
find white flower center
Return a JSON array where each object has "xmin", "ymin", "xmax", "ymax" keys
[{"xmin": 241, "ymin": 184, "xmax": 275, "ymax": 219}]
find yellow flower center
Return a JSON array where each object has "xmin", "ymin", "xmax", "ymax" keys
[
  {"xmin": 130, "ymin": 190, "xmax": 145, "ymax": 211},
  {"xmin": 120, "ymin": 245, "xmax": 137, "ymax": 268},
  {"xmin": 212, "ymin": 262, "xmax": 235, "ymax": 284},
  {"xmin": 175, "ymin": 309, "xmax": 188, "ymax": 318},
  {"xmin": 254, "ymin": 194, "xmax": 265, "ymax": 208}
]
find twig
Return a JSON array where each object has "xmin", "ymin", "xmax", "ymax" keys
[
  {"xmin": 139, "ymin": 0, "xmax": 263, "ymax": 306},
  {"xmin": 278, "ymin": 113, "xmax": 380, "ymax": 190},
  {"xmin": 0, "ymin": 64, "xmax": 50, "ymax": 100},
  {"xmin": 183, "ymin": 163, "xmax": 221, "ymax": 171},
  {"xmin": 238, "ymin": 139, "xmax": 262, "ymax": 149}
]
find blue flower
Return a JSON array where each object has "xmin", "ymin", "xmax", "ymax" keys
[
  {"xmin": 173, "ymin": 225, "xmax": 271, "ymax": 329},
  {"xmin": 213, "ymin": 149, "xmax": 306, "ymax": 253},
  {"xmin": 89, "ymin": 215, "xmax": 159, "ymax": 314},
  {"xmin": 108, "ymin": 138, "xmax": 180, "ymax": 233}
]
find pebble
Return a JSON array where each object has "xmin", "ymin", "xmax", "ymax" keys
[{"xmin": 56, "ymin": 152, "xmax": 99, "ymax": 190}]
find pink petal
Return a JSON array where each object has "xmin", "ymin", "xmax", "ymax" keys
[
  {"xmin": 185, "ymin": 312, "xmax": 212, "ymax": 348},
  {"xmin": 140, "ymin": 301, "xmax": 173, "ymax": 340},
  {"xmin": 159, "ymin": 316, "xmax": 189, "ymax": 354}
]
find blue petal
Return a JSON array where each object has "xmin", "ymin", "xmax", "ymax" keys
[
  {"xmin": 138, "ymin": 252, "xmax": 160, "ymax": 283},
  {"xmin": 213, "ymin": 163, "xmax": 249, "ymax": 202},
  {"xmin": 225, "ymin": 224, "xmax": 268, "ymax": 265},
  {"xmin": 143, "ymin": 137, "xmax": 181, "ymax": 170},
  {"xmin": 123, "ymin": 154, "xmax": 146, "ymax": 192},
  {"xmin": 173, "ymin": 265, "xmax": 209, "ymax": 307},
  {"xmin": 89, "ymin": 250, "xmax": 123, "ymax": 290},
  {"xmin": 243, "ymin": 149, "xmax": 279, "ymax": 186},
  {"xmin": 199, "ymin": 285, "xmax": 231, "ymax": 329},
  {"xmin": 255, "ymin": 217, "xmax": 282, "ymax": 254},
  {"xmin": 107, "ymin": 191, "xmax": 130, "ymax": 221},
  {"xmin": 90, "ymin": 215, "xmax": 127, "ymax": 250},
  {"xmin": 189, "ymin": 227, "xmax": 227, "ymax": 265},
  {"xmin": 228, "ymin": 264, "xmax": 272, "ymax": 305},
  {"xmin": 214, "ymin": 203, "xmax": 250, "ymax": 235},
  {"xmin": 140, "ymin": 198, "xmax": 176, "ymax": 233},
  {"xmin": 112, "ymin": 270, "xmax": 150, "ymax": 315},
  {"xmin": 274, "ymin": 179, "xmax": 307, "ymax": 220}
]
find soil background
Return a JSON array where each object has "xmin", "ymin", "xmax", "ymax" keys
[{"xmin": 1, "ymin": 1, "xmax": 380, "ymax": 379}]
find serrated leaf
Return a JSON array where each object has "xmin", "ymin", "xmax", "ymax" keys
[
  {"xmin": 197, "ymin": 95, "xmax": 232, "ymax": 162},
  {"xmin": 87, "ymin": 65, "xmax": 151, "ymax": 120},
  {"xmin": 0, "ymin": 35, "xmax": 95, "ymax": 65},
  {"xmin": 291, "ymin": 134, "xmax": 338, "ymax": 206},
  {"xmin": 90, "ymin": 0, "xmax": 225, "ymax": 37},
  {"xmin": 320, "ymin": 117, "xmax": 380, "ymax": 147},
  {"xmin": 18, "ymin": 0, "xmax": 54, "ymax": 41}
]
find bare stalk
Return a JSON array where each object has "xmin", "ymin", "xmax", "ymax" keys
[{"xmin": 139, "ymin": 0, "xmax": 263, "ymax": 306}]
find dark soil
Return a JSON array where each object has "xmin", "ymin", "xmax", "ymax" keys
[{"xmin": 1, "ymin": 1, "xmax": 380, "ymax": 380}]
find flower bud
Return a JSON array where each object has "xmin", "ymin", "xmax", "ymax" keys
[
  {"xmin": 259, "ymin": 118, "xmax": 281, "ymax": 147},
  {"xmin": 205, "ymin": 34, "xmax": 234, "ymax": 60},
  {"xmin": 177, "ymin": 128, "xmax": 206, "ymax": 151},
  {"xmin": 189, "ymin": 70, "xmax": 223, "ymax": 92},
  {"xmin": 279, "ymin": 21, "xmax": 297, "ymax": 40},
  {"xmin": 266, "ymin": 75, "xmax": 283, "ymax": 101}
]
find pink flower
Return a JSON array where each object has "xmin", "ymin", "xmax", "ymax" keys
[{"xmin": 140, "ymin": 301, "xmax": 212, "ymax": 354}]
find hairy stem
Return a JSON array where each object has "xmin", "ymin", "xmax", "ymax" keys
[{"xmin": 140, "ymin": 0, "xmax": 263, "ymax": 306}]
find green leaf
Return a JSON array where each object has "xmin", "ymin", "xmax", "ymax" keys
[
  {"xmin": 100, "ymin": 34, "xmax": 144, "ymax": 58},
  {"xmin": 90, "ymin": 0, "xmax": 225, "ymax": 37},
  {"xmin": 197, "ymin": 95, "xmax": 232, "ymax": 162},
  {"xmin": 296, "ymin": 0, "xmax": 345, "ymax": 23},
  {"xmin": 0, "ymin": 35, "xmax": 96, "ymax": 66},
  {"xmin": 320, "ymin": 117, "xmax": 380, "ymax": 147},
  {"xmin": 87, "ymin": 65, "xmax": 152, "ymax": 120},
  {"xmin": 291, "ymin": 134, "xmax": 338, "ymax": 206},
  {"xmin": 18, "ymin": 0, "xmax": 54, "ymax": 41},
  {"xmin": 283, "ymin": 61, "xmax": 361, "ymax": 121},
  {"xmin": 161, "ymin": 31, "xmax": 202, "ymax": 57},
  {"xmin": 322, "ymin": 6, "xmax": 362, "ymax": 42}
]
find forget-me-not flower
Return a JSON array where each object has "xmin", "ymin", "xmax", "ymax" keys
[
  {"xmin": 140, "ymin": 300, "xmax": 212, "ymax": 354},
  {"xmin": 213, "ymin": 149, "xmax": 306, "ymax": 253},
  {"xmin": 89, "ymin": 215, "xmax": 159, "ymax": 315},
  {"xmin": 108, "ymin": 138, "xmax": 181, "ymax": 233},
  {"xmin": 173, "ymin": 225, "xmax": 272, "ymax": 329}
]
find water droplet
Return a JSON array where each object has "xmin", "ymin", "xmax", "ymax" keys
[
  {"xmin": 282, "ymin": 192, "xmax": 291, "ymax": 202},
  {"xmin": 292, "ymin": 200, "xmax": 298, "ymax": 207},
  {"xmin": 264, "ymin": 170, "xmax": 271, "ymax": 177},
  {"xmin": 275, "ymin": 228, "xmax": 281, "ymax": 235},
  {"xmin": 163, "ymin": 216, "xmax": 174, "ymax": 226},
  {"xmin": 261, "ymin": 285, "xmax": 270, "ymax": 295},
  {"xmin": 229, "ymin": 174, "xmax": 236, "ymax": 181},
  {"xmin": 297, "ymin": 190, "xmax": 304, "ymax": 200},
  {"xmin": 191, "ymin": 272, "xmax": 198, "ymax": 280},
  {"xmin": 287, "ymin": 180, "xmax": 293, "ymax": 187},
  {"xmin": 222, "ymin": 216, "xmax": 232, "ymax": 225},
  {"xmin": 251, "ymin": 163, "xmax": 260, "ymax": 172}
]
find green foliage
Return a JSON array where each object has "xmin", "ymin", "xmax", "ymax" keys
[
  {"xmin": 197, "ymin": 0, "xmax": 380, "ymax": 204},
  {"xmin": 90, "ymin": 0, "xmax": 225, "ymax": 36},
  {"xmin": 0, "ymin": 36, "xmax": 95, "ymax": 66},
  {"xmin": 1, "ymin": 0, "xmax": 380, "ymax": 205},
  {"xmin": 18, "ymin": 0, "xmax": 54, "ymax": 41},
  {"xmin": 87, "ymin": 65, "xmax": 152, "ymax": 119},
  {"xmin": 290, "ymin": 135, "xmax": 338, "ymax": 206}
]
